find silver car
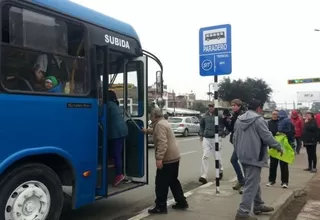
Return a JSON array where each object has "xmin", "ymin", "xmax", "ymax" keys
[{"xmin": 168, "ymin": 116, "xmax": 200, "ymax": 137}]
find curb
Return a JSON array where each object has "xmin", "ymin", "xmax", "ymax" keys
[
  {"xmin": 268, "ymin": 189, "xmax": 307, "ymax": 220},
  {"xmin": 268, "ymin": 168, "xmax": 319, "ymax": 220},
  {"xmin": 127, "ymin": 181, "xmax": 215, "ymax": 220}
]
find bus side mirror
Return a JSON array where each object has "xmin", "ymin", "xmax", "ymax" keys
[{"xmin": 156, "ymin": 70, "xmax": 163, "ymax": 94}]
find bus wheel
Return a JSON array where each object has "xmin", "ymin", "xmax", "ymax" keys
[{"xmin": 0, "ymin": 163, "xmax": 63, "ymax": 220}]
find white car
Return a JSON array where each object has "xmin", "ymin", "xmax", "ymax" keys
[{"xmin": 168, "ymin": 116, "xmax": 200, "ymax": 137}]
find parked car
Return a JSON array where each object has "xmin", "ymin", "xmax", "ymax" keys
[{"xmin": 168, "ymin": 116, "xmax": 200, "ymax": 137}]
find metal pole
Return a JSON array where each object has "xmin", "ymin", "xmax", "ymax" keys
[
  {"xmin": 173, "ymin": 90, "xmax": 176, "ymax": 115},
  {"xmin": 213, "ymin": 75, "xmax": 220, "ymax": 194}
]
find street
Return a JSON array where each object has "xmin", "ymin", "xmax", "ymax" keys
[{"xmin": 60, "ymin": 135, "xmax": 235, "ymax": 220}]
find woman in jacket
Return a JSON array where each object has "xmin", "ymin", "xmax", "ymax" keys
[
  {"xmin": 108, "ymin": 90, "xmax": 128, "ymax": 186},
  {"xmin": 291, "ymin": 110, "xmax": 303, "ymax": 154},
  {"xmin": 302, "ymin": 112, "xmax": 318, "ymax": 173}
]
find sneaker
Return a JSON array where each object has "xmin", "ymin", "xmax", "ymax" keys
[
  {"xmin": 311, "ymin": 168, "xmax": 318, "ymax": 173},
  {"xmin": 148, "ymin": 206, "xmax": 167, "ymax": 214},
  {"xmin": 233, "ymin": 182, "xmax": 243, "ymax": 190},
  {"xmin": 239, "ymin": 186, "xmax": 243, "ymax": 194},
  {"xmin": 199, "ymin": 177, "xmax": 208, "ymax": 185},
  {"xmin": 281, "ymin": 183, "xmax": 288, "ymax": 188},
  {"xmin": 113, "ymin": 174, "xmax": 125, "ymax": 186},
  {"xmin": 266, "ymin": 181, "xmax": 275, "ymax": 187},
  {"xmin": 235, "ymin": 213, "xmax": 258, "ymax": 220},
  {"xmin": 253, "ymin": 205, "xmax": 274, "ymax": 215},
  {"xmin": 304, "ymin": 168, "xmax": 311, "ymax": 171},
  {"xmin": 219, "ymin": 170, "xmax": 224, "ymax": 180},
  {"xmin": 172, "ymin": 202, "xmax": 189, "ymax": 210}
]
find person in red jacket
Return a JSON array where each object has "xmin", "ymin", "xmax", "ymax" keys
[
  {"xmin": 315, "ymin": 112, "xmax": 320, "ymax": 128},
  {"xmin": 291, "ymin": 110, "xmax": 303, "ymax": 154}
]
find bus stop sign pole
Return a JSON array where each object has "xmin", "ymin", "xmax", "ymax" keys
[
  {"xmin": 199, "ymin": 24, "xmax": 232, "ymax": 194},
  {"xmin": 213, "ymin": 76, "xmax": 220, "ymax": 193}
]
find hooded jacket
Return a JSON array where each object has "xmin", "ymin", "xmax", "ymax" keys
[
  {"xmin": 278, "ymin": 110, "xmax": 295, "ymax": 143},
  {"xmin": 290, "ymin": 110, "xmax": 303, "ymax": 137},
  {"xmin": 233, "ymin": 110, "xmax": 281, "ymax": 167}
]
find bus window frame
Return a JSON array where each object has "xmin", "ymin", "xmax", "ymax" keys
[{"xmin": 0, "ymin": 1, "xmax": 91, "ymax": 98}]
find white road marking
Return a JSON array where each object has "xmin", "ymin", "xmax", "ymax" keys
[
  {"xmin": 228, "ymin": 176, "xmax": 237, "ymax": 182},
  {"xmin": 127, "ymin": 182, "xmax": 215, "ymax": 220},
  {"xmin": 177, "ymin": 137, "xmax": 199, "ymax": 142},
  {"xmin": 180, "ymin": 150, "xmax": 197, "ymax": 156}
]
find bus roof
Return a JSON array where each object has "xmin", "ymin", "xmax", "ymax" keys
[{"xmin": 30, "ymin": 0, "xmax": 140, "ymax": 43}]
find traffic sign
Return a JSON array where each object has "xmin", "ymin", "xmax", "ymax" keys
[
  {"xmin": 288, "ymin": 78, "xmax": 320, "ymax": 84},
  {"xmin": 199, "ymin": 24, "xmax": 232, "ymax": 76}
]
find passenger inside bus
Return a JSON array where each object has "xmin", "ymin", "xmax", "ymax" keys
[
  {"xmin": 33, "ymin": 53, "xmax": 69, "ymax": 92},
  {"xmin": 1, "ymin": 5, "xmax": 88, "ymax": 95},
  {"xmin": 45, "ymin": 76, "xmax": 63, "ymax": 93},
  {"xmin": 107, "ymin": 90, "xmax": 128, "ymax": 186}
]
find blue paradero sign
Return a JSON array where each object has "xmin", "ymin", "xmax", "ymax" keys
[{"xmin": 199, "ymin": 24, "xmax": 232, "ymax": 76}]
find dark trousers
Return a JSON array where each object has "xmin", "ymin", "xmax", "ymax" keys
[
  {"xmin": 230, "ymin": 150, "xmax": 245, "ymax": 185},
  {"xmin": 110, "ymin": 138, "xmax": 124, "ymax": 175},
  {"xmin": 269, "ymin": 157, "xmax": 289, "ymax": 184},
  {"xmin": 295, "ymin": 137, "xmax": 302, "ymax": 154},
  {"xmin": 155, "ymin": 161, "xmax": 186, "ymax": 208},
  {"xmin": 306, "ymin": 145, "xmax": 317, "ymax": 169}
]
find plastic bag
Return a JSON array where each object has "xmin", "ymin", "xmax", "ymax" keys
[{"xmin": 268, "ymin": 133, "xmax": 295, "ymax": 164}]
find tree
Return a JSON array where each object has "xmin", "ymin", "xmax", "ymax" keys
[{"xmin": 218, "ymin": 77, "xmax": 272, "ymax": 104}]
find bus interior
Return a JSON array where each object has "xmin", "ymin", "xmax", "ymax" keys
[{"xmin": 96, "ymin": 49, "xmax": 147, "ymax": 196}]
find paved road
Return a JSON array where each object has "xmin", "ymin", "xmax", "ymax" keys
[{"xmin": 60, "ymin": 135, "xmax": 236, "ymax": 220}]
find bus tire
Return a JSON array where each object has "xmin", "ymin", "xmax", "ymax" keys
[{"xmin": 0, "ymin": 163, "xmax": 64, "ymax": 220}]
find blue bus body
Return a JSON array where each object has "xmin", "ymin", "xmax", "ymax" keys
[
  {"xmin": 0, "ymin": 0, "xmax": 160, "ymax": 219},
  {"xmin": 32, "ymin": 0, "xmax": 140, "ymax": 41}
]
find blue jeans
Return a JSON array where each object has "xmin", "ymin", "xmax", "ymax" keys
[{"xmin": 231, "ymin": 150, "xmax": 244, "ymax": 185}]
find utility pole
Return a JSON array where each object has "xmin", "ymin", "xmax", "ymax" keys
[{"xmin": 173, "ymin": 90, "xmax": 176, "ymax": 115}]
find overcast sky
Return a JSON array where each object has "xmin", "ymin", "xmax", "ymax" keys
[{"xmin": 72, "ymin": 0, "xmax": 320, "ymax": 107}]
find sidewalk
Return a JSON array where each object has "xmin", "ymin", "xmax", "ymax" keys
[
  {"xmin": 133, "ymin": 148, "xmax": 316, "ymax": 220},
  {"xmin": 295, "ymin": 164, "xmax": 320, "ymax": 220}
]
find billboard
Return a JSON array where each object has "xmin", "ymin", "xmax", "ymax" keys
[{"xmin": 297, "ymin": 91, "xmax": 320, "ymax": 103}]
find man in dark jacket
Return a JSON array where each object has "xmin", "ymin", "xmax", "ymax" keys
[
  {"xmin": 198, "ymin": 102, "xmax": 226, "ymax": 184},
  {"xmin": 223, "ymin": 99, "xmax": 245, "ymax": 193}
]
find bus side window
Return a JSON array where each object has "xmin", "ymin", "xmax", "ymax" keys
[{"xmin": 1, "ymin": 5, "xmax": 89, "ymax": 95}]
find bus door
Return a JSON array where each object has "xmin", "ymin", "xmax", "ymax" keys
[
  {"xmin": 93, "ymin": 45, "xmax": 108, "ymax": 197},
  {"xmin": 123, "ymin": 57, "xmax": 148, "ymax": 183}
]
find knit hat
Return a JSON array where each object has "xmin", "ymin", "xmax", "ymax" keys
[{"xmin": 45, "ymin": 76, "xmax": 58, "ymax": 87}]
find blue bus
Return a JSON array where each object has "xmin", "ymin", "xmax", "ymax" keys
[{"xmin": 0, "ymin": 0, "xmax": 164, "ymax": 219}]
